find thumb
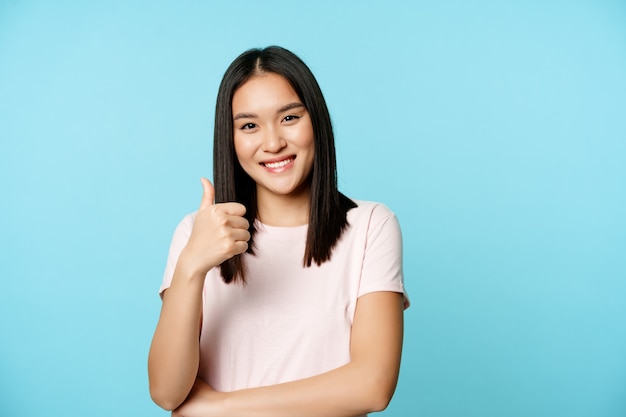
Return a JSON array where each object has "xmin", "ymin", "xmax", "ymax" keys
[{"xmin": 199, "ymin": 177, "xmax": 215, "ymax": 210}]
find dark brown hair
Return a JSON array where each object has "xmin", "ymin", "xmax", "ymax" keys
[{"xmin": 213, "ymin": 46, "xmax": 356, "ymax": 284}]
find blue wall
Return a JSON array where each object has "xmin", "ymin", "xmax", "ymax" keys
[{"xmin": 1, "ymin": 1, "xmax": 625, "ymax": 416}]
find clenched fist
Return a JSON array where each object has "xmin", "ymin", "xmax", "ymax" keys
[{"xmin": 179, "ymin": 178, "xmax": 250, "ymax": 278}]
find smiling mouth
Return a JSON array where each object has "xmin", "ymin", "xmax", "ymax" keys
[{"xmin": 261, "ymin": 156, "xmax": 295, "ymax": 169}]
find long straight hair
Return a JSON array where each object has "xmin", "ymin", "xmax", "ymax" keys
[{"xmin": 213, "ymin": 46, "xmax": 356, "ymax": 284}]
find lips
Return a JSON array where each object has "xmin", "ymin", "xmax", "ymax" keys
[{"xmin": 261, "ymin": 156, "xmax": 295, "ymax": 169}]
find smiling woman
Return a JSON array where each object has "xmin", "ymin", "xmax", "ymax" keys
[
  {"xmin": 147, "ymin": 46, "xmax": 409, "ymax": 417},
  {"xmin": 232, "ymin": 72, "xmax": 315, "ymax": 224}
]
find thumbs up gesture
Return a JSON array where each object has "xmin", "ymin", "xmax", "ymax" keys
[{"xmin": 181, "ymin": 178, "xmax": 250, "ymax": 277}]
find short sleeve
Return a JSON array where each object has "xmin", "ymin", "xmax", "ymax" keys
[
  {"xmin": 159, "ymin": 213, "xmax": 195, "ymax": 295},
  {"xmin": 358, "ymin": 205, "xmax": 410, "ymax": 309}
]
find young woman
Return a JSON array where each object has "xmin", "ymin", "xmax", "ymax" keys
[{"xmin": 148, "ymin": 46, "xmax": 409, "ymax": 417}]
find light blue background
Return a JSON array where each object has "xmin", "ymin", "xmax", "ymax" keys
[{"xmin": 1, "ymin": 1, "xmax": 625, "ymax": 416}]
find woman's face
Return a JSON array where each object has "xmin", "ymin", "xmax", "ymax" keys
[{"xmin": 232, "ymin": 72, "xmax": 315, "ymax": 202}]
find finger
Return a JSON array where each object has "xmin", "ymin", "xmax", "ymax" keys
[
  {"xmin": 227, "ymin": 215, "xmax": 250, "ymax": 231},
  {"xmin": 230, "ymin": 229, "xmax": 251, "ymax": 242},
  {"xmin": 219, "ymin": 202, "xmax": 247, "ymax": 217},
  {"xmin": 199, "ymin": 177, "xmax": 215, "ymax": 210},
  {"xmin": 229, "ymin": 229, "xmax": 250, "ymax": 247},
  {"xmin": 232, "ymin": 241, "xmax": 249, "ymax": 255}
]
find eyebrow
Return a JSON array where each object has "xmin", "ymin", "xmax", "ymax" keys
[
  {"xmin": 277, "ymin": 102, "xmax": 305, "ymax": 113},
  {"xmin": 233, "ymin": 102, "xmax": 305, "ymax": 121}
]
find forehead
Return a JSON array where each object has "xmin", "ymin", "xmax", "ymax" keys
[{"xmin": 232, "ymin": 72, "xmax": 300, "ymax": 111}]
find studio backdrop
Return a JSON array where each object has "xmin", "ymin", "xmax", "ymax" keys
[{"xmin": 1, "ymin": 1, "xmax": 625, "ymax": 416}]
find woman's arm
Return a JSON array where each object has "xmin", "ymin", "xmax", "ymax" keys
[
  {"xmin": 173, "ymin": 290, "xmax": 405, "ymax": 417},
  {"xmin": 148, "ymin": 261, "xmax": 205, "ymax": 411},
  {"xmin": 148, "ymin": 178, "xmax": 250, "ymax": 410}
]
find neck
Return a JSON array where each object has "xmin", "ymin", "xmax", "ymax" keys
[{"xmin": 256, "ymin": 186, "xmax": 310, "ymax": 227}]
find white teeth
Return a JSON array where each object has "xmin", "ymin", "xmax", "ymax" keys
[{"xmin": 264, "ymin": 158, "xmax": 293, "ymax": 168}]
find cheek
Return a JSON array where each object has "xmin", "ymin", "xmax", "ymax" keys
[
  {"xmin": 294, "ymin": 122, "xmax": 315, "ymax": 150},
  {"xmin": 297, "ymin": 127, "xmax": 315, "ymax": 170},
  {"xmin": 233, "ymin": 135, "xmax": 252, "ymax": 163}
]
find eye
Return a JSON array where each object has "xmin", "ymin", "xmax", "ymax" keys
[
  {"xmin": 282, "ymin": 115, "xmax": 300, "ymax": 123},
  {"xmin": 240, "ymin": 122, "xmax": 257, "ymax": 130}
]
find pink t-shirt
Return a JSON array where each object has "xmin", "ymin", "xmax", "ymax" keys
[{"xmin": 160, "ymin": 200, "xmax": 408, "ymax": 398}]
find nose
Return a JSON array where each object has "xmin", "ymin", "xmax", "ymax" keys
[{"xmin": 261, "ymin": 126, "xmax": 286, "ymax": 153}]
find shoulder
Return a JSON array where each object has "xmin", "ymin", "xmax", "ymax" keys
[
  {"xmin": 347, "ymin": 200, "xmax": 399, "ymax": 228},
  {"xmin": 170, "ymin": 211, "xmax": 198, "ymax": 240},
  {"xmin": 182, "ymin": 211, "xmax": 199, "ymax": 226}
]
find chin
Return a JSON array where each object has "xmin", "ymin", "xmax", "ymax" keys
[{"xmin": 260, "ymin": 181, "xmax": 311, "ymax": 198}]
